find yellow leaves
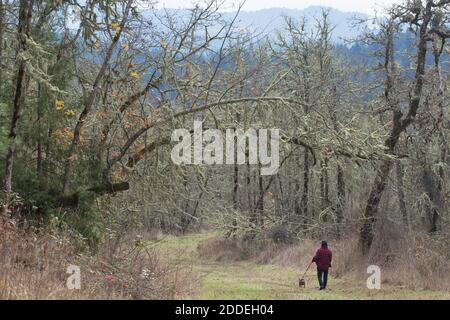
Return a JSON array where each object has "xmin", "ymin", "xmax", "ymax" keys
[
  {"xmin": 92, "ymin": 42, "xmax": 100, "ymax": 52},
  {"xmin": 65, "ymin": 109, "xmax": 76, "ymax": 117},
  {"xmin": 122, "ymin": 43, "xmax": 129, "ymax": 52},
  {"xmin": 404, "ymin": 14, "xmax": 415, "ymax": 23},
  {"xmin": 130, "ymin": 71, "xmax": 140, "ymax": 80},
  {"xmin": 55, "ymin": 99, "xmax": 65, "ymax": 110},
  {"xmin": 111, "ymin": 22, "xmax": 121, "ymax": 32},
  {"xmin": 55, "ymin": 100, "xmax": 76, "ymax": 117}
]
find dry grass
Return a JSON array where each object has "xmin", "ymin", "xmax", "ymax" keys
[
  {"xmin": 196, "ymin": 231, "xmax": 450, "ymax": 291},
  {"xmin": 0, "ymin": 219, "xmax": 197, "ymax": 299},
  {"xmin": 377, "ymin": 232, "xmax": 450, "ymax": 291},
  {"xmin": 1, "ymin": 210, "xmax": 448, "ymax": 300},
  {"xmin": 165, "ymin": 232, "xmax": 450, "ymax": 299},
  {"xmin": 197, "ymin": 237, "xmax": 246, "ymax": 261}
]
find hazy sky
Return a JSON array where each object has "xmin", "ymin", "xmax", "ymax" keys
[{"xmin": 155, "ymin": 0, "xmax": 399, "ymax": 14}]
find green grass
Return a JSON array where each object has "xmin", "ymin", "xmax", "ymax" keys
[{"xmin": 155, "ymin": 233, "xmax": 450, "ymax": 300}]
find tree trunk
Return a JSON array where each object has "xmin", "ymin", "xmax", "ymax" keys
[
  {"xmin": 421, "ymin": 166, "xmax": 440, "ymax": 233},
  {"xmin": 62, "ymin": 0, "xmax": 132, "ymax": 193},
  {"xmin": 336, "ymin": 163, "xmax": 345, "ymax": 236},
  {"xmin": 359, "ymin": 159, "xmax": 392, "ymax": 254},
  {"xmin": 254, "ymin": 164, "xmax": 264, "ymax": 225},
  {"xmin": 437, "ymin": 131, "xmax": 447, "ymax": 227},
  {"xmin": 301, "ymin": 150, "xmax": 309, "ymax": 228},
  {"xmin": 359, "ymin": 7, "xmax": 432, "ymax": 254},
  {"xmin": 229, "ymin": 163, "xmax": 238, "ymax": 237},
  {"xmin": 395, "ymin": 160, "xmax": 408, "ymax": 227},
  {"xmin": 320, "ymin": 157, "xmax": 330, "ymax": 213},
  {"xmin": 3, "ymin": 0, "xmax": 34, "ymax": 213},
  {"xmin": 233, "ymin": 163, "xmax": 239, "ymax": 210},
  {"xmin": 180, "ymin": 170, "xmax": 190, "ymax": 233},
  {"xmin": 0, "ymin": 0, "xmax": 5, "ymax": 85},
  {"xmin": 294, "ymin": 179, "xmax": 301, "ymax": 216},
  {"xmin": 246, "ymin": 160, "xmax": 251, "ymax": 212},
  {"xmin": 36, "ymin": 82, "xmax": 45, "ymax": 175}
]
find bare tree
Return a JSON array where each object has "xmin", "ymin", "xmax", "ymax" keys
[{"xmin": 359, "ymin": 0, "xmax": 450, "ymax": 254}]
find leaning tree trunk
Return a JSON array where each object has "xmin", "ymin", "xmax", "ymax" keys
[
  {"xmin": 359, "ymin": 159, "xmax": 392, "ymax": 253},
  {"xmin": 62, "ymin": 0, "xmax": 132, "ymax": 193},
  {"xmin": 359, "ymin": 5, "xmax": 433, "ymax": 254}
]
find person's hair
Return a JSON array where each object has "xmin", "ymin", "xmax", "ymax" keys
[{"xmin": 321, "ymin": 241, "xmax": 328, "ymax": 248}]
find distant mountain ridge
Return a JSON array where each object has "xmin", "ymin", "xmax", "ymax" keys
[
  {"xmin": 222, "ymin": 6, "xmax": 369, "ymax": 41},
  {"xmin": 142, "ymin": 6, "xmax": 369, "ymax": 42}
]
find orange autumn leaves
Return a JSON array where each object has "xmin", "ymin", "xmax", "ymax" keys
[
  {"xmin": 120, "ymin": 108, "xmax": 161, "ymax": 131},
  {"xmin": 51, "ymin": 127, "xmax": 85, "ymax": 148}
]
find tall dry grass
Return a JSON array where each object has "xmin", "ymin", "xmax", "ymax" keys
[
  {"xmin": 197, "ymin": 230, "xmax": 450, "ymax": 291},
  {"xmin": 0, "ymin": 219, "xmax": 197, "ymax": 299}
]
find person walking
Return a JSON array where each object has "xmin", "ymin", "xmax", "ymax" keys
[{"xmin": 312, "ymin": 241, "xmax": 332, "ymax": 290}]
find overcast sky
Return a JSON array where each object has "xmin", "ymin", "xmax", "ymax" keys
[{"xmin": 154, "ymin": 0, "xmax": 399, "ymax": 14}]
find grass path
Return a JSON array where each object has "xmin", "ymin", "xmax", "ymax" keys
[{"xmin": 157, "ymin": 233, "xmax": 450, "ymax": 300}]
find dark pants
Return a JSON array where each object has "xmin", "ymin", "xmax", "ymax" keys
[{"xmin": 317, "ymin": 269, "xmax": 328, "ymax": 289}]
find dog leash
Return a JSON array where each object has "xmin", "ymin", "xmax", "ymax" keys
[{"xmin": 300, "ymin": 261, "xmax": 313, "ymax": 279}]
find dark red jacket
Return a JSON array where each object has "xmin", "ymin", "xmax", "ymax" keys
[{"xmin": 312, "ymin": 247, "xmax": 332, "ymax": 271}]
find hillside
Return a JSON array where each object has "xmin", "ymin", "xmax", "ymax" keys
[{"xmin": 0, "ymin": 0, "xmax": 449, "ymax": 304}]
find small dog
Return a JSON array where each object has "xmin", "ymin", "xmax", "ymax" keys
[{"xmin": 298, "ymin": 278, "xmax": 306, "ymax": 288}]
